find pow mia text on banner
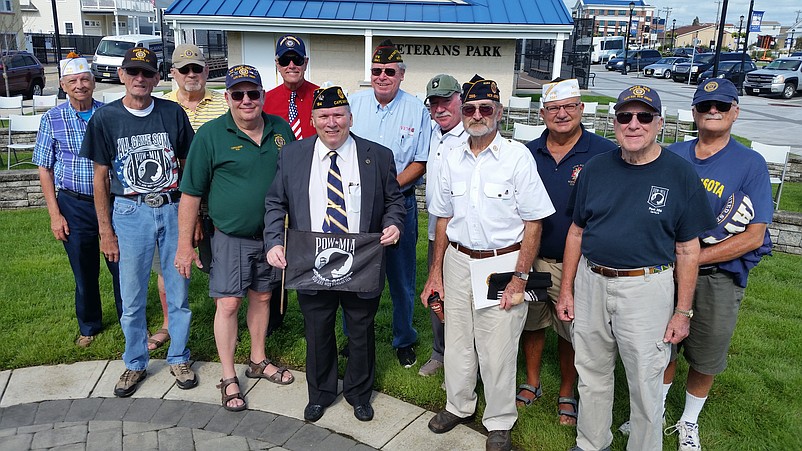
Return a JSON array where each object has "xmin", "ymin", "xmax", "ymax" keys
[{"xmin": 284, "ymin": 229, "xmax": 384, "ymax": 293}]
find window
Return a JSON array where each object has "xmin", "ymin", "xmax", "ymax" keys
[
  {"xmin": 65, "ymin": 22, "xmax": 74, "ymax": 34},
  {"xmin": 1, "ymin": 0, "xmax": 11, "ymax": 13}
]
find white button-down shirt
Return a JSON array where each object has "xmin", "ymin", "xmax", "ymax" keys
[
  {"xmin": 429, "ymin": 132, "xmax": 555, "ymax": 250},
  {"xmin": 309, "ymin": 136, "xmax": 361, "ymax": 233},
  {"xmin": 425, "ymin": 121, "xmax": 467, "ymax": 241}
]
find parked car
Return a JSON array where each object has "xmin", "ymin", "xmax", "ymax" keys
[
  {"xmin": 643, "ymin": 57, "xmax": 690, "ymax": 78},
  {"xmin": 672, "ymin": 52, "xmax": 753, "ymax": 83},
  {"xmin": 673, "ymin": 47, "xmax": 698, "ymax": 57},
  {"xmin": 744, "ymin": 56, "xmax": 802, "ymax": 99},
  {"xmin": 791, "ymin": 52, "xmax": 802, "ymax": 57},
  {"xmin": 0, "ymin": 50, "xmax": 46, "ymax": 99},
  {"xmin": 696, "ymin": 60, "xmax": 758, "ymax": 85},
  {"xmin": 605, "ymin": 49, "xmax": 662, "ymax": 72}
]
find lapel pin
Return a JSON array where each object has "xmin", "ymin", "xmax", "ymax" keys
[{"xmin": 365, "ymin": 158, "xmax": 371, "ymax": 164}]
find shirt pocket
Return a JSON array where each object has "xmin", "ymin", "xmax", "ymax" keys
[
  {"xmin": 483, "ymin": 182, "xmax": 515, "ymax": 218},
  {"xmin": 450, "ymin": 181, "xmax": 467, "ymax": 197}
]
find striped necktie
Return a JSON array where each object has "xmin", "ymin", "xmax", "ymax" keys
[
  {"xmin": 289, "ymin": 90, "xmax": 302, "ymax": 140},
  {"xmin": 322, "ymin": 151, "xmax": 348, "ymax": 233}
]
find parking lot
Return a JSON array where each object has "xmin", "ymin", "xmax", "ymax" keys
[{"xmin": 589, "ymin": 67, "xmax": 802, "ymax": 151}]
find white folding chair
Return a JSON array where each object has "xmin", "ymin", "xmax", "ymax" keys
[
  {"xmin": 683, "ymin": 134, "xmax": 697, "ymax": 142},
  {"xmin": 674, "ymin": 109, "xmax": 697, "ymax": 142},
  {"xmin": 0, "ymin": 96, "xmax": 25, "ymax": 125},
  {"xmin": 751, "ymin": 141, "xmax": 791, "ymax": 210},
  {"xmin": 102, "ymin": 91, "xmax": 126, "ymax": 103},
  {"xmin": 506, "ymin": 96, "xmax": 532, "ymax": 128},
  {"xmin": 512, "ymin": 123, "xmax": 546, "ymax": 143},
  {"xmin": 32, "ymin": 95, "xmax": 58, "ymax": 114},
  {"xmin": 659, "ymin": 106, "xmax": 668, "ymax": 143},
  {"xmin": 151, "ymin": 91, "xmax": 165, "ymax": 98},
  {"xmin": 602, "ymin": 102, "xmax": 617, "ymax": 137},
  {"xmin": 7, "ymin": 114, "xmax": 43, "ymax": 170},
  {"xmin": 582, "ymin": 102, "xmax": 598, "ymax": 130}
]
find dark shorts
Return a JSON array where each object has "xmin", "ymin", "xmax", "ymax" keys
[
  {"xmin": 209, "ymin": 231, "xmax": 276, "ymax": 298},
  {"xmin": 672, "ymin": 271, "xmax": 745, "ymax": 375}
]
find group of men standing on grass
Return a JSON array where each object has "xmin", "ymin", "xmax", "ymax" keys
[{"xmin": 34, "ymin": 33, "xmax": 773, "ymax": 451}]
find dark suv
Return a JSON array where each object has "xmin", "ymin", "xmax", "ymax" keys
[
  {"xmin": 672, "ymin": 52, "xmax": 753, "ymax": 84},
  {"xmin": 605, "ymin": 49, "xmax": 662, "ymax": 72},
  {"xmin": 0, "ymin": 51, "xmax": 46, "ymax": 98},
  {"xmin": 697, "ymin": 60, "xmax": 758, "ymax": 85}
]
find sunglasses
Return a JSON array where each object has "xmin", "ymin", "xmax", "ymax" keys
[
  {"xmin": 124, "ymin": 67, "xmax": 157, "ymax": 78},
  {"xmin": 277, "ymin": 54, "xmax": 305, "ymax": 67},
  {"xmin": 461, "ymin": 104, "xmax": 495, "ymax": 117},
  {"xmin": 176, "ymin": 64, "xmax": 204, "ymax": 75},
  {"xmin": 543, "ymin": 102, "xmax": 581, "ymax": 114},
  {"xmin": 229, "ymin": 90, "xmax": 261, "ymax": 101},
  {"xmin": 695, "ymin": 100, "xmax": 733, "ymax": 113},
  {"xmin": 615, "ymin": 111, "xmax": 660, "ymax": 124},
  {"xmin": 371, "ymin": 67, "xmax": 397, "ymax": 77}
]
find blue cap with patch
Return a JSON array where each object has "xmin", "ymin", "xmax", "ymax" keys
[
  {"xmin": 615, "ymin": 85, "xmax": 661, "ymax": 113},
  {"xmin": 226, "ymin": 64, "xmax": 262, "ymax": 89},
  {"xmin": 693, "ymin": 79, "xmax": 739, "ymax": 106},
  {"xmin": 275, "ymin": 34, "xmax": 306, "ymax": 58}
]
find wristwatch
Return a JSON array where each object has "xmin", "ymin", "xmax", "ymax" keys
[
  {"xmin": 674, "ymin": 308, "xmax": 694, "ymax": 318},
  {"xmin": 513, "ymin": 271, "xmax": 529, "ymax": 281}
]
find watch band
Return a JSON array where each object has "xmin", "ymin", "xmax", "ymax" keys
[
  {"xmin": 674, "ymin": 307, "xmax": 693, "ymax": 318},
  {"xmin": 513, "ymin": 271, "xmax": 529, "ymax": 281}
]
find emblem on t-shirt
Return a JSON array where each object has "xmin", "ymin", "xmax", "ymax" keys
[
  {"xmin": 114, "ymin": 132, "xmax": 178, "ymax": 194},
  {"xmin": 648, "ymin": 186, "xmax": 668, "ymax": 214},
  {"xmin": 569, "ymin": 164, "xmax": 583, "ymax": 186}
]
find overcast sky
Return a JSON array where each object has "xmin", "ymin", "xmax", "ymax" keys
[{"xmin": 564, "ymin": 1, "xmax": 802, "ymax": 28}]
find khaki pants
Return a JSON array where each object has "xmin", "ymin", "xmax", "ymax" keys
[
  {"xmin": 573, "ymin": 256, "xmax": 673, "ymax": 451},
  {"xmin": 442, "ymin": 245, "xmax": 527, "ymax": 431}
]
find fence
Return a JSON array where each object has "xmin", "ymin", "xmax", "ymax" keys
[{"xmin": 26, "ymin": 33, "xmax": 104, "ymax": 63}]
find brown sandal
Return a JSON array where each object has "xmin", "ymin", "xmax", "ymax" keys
[
  {"xmin": 245, "ymin": 359, "xmax": 295, "ymax": 385},
  {"xmin": 147, "ymin": 328, "xmax": 170, "ymax": 351},
  {"xmin": 217, "ymin": 377, "xmax": 247, "ymax": 412}
]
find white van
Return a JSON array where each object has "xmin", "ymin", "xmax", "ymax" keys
[{"xmin": 92, "ymin": 34, "xmax": 166, "ymax": 82}]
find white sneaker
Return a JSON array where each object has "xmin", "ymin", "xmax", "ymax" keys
[
  {"xmin": 665, "ymin": 421, "xmax": 701, "ymax": 451},
  {"xmin": 619, "ymin": 414, "xmax": 668, "ymax": 436}
]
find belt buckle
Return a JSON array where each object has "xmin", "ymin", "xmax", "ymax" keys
[
  {"xmin": 144, "ymin": 193, "xmax": 164, "ymax": 207},
  {"xmin": 602, "ymin": 267, "xmax": 618, "ymax": 277}
]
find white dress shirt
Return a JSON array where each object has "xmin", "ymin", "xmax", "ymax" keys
[
  {"xmin": 425, "ymin": 121, "xmax": 467, "ymax": 241},
  {"xmin": 429, "ymin": 132, "xmax": 555, "ymax": 250},
  {"xmin": 309, "ymin": 136, "xmax": 361, "ymax": 233}
]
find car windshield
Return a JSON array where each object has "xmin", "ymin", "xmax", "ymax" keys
[
  {"xmin": 764, "ymin": 59, "xmax": 801, "ymax": 71},
  {"xmin": 655, "ymin": 58, "xmax": 671, "ymax": 64},
  {"xmin": 693, "ymin": 54, "xmax": 715, "ymax": 64},
  {"xmin": 96, "ymin": 40, "xmax": 135, "ymax": 57}
]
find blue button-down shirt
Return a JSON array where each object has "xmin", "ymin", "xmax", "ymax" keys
[
  {"xmin": 33, "ymin": 100, "xmax": 104, "ymax": 196},
  {"xmin": 349, "ymin": 89, "xmax": 431, "ymax": 191}
]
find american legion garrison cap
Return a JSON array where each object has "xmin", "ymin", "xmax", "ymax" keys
[
  {"xmin": 372, "ymin": 39, "xmax": 403, "ymax": 64},
  {"xmin": 313, "ymin": 86, "xmax": 350, "ymax": 109},
  {"xmin": 461, "ymin": 74, "xmax": 500, "ymax": 103}
]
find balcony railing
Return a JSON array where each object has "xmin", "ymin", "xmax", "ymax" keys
[{"xmin": 80, "ymin": 0, "xmax": 154, "ymax": 14}]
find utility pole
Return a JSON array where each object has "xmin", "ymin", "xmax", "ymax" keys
[
  {"xmin": 713, "ymin": 0, "xmax": 723, "ymax": 49},
  {"xmin": 661, "ymin": 7, "xmax": 673, "ymax": 49}
]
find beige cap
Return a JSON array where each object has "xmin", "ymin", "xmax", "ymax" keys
[
  {"xmin": 172, "ymin": 44, "xmax": 206, "ymax": 68},
  {"xmin": 542, "ymin": 79, "xmax": 581, "ymax": 103}
]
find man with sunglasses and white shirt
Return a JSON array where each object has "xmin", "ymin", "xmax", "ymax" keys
[
  {"xmin": 175, "ymin": 65, "xmax": 296, "ymax": 411},
  {"xmin": 660, "ymin": 79, "xmax": 773, "ymax": 451},
  {"xmin": 350, "ymin": 39, "xmax": 431, "ymax": 368},
  {"xmin": 424, "ymin": 75, "xmax": 554, "ymax": 451},
  {"xmin": 263, "ymin": 34, "xmax": 319, "ymax": 140},
  {"xmin": 81, "ymin": 47, "xmax": 197, "ymax": 397},
  {"xmin": 556, "ymin": 85, "xmax": 715, "ymax": 451}
]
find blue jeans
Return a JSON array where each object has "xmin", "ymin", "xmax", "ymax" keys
[
  {"xmin": 58, "ymin": 192, "xmax": 122, "ymax": 336},
  {"xmin": 112, "ymin": 196, "xmax": 191, "ymax": 370},
  {"xmin": 385, "ymin": 192, "xmax": 418, "ymax": 349}
]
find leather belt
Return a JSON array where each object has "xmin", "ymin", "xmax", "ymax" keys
[
  {"xmin": 698, "ymin": 266, "xmax": 719, "ymax": 276},
  {"xmin": 129, "ymin": 191, "xmax": 181, "ymax": 208},
  {"xmin": 215, "ymin": 227, "xmax": 263, "ymax": 241},
  {"xmin": 450, "ymin": 242, "xmax": 521, "ymax": 259},
  {"xmin": 59, "ymin": 189, "xmax": 94, "ymax": 202},
  {"xmin": 587, "ymin": 260, "xmax": 674, "ymax": 278}
]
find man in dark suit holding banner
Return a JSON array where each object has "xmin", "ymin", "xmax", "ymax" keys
[{"xmin": 264, "ymin": 86, "xmax": 405, "ymax": 423}]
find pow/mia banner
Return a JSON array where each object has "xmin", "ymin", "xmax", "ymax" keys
[{"xmin": 284, "ymin": 229, "xmax": 384, "ymax": 293}]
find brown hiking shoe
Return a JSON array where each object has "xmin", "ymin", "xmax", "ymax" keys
[
  {"xmin": 170, "ymin": 362, "xmax": 198, "ymax": 389},
  {"xmin": 114, "ymin": 369, "xmax": 146, "ymax": 397}
]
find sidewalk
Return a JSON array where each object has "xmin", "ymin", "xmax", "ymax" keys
[{"xmin": 0, "ymin": 360, "xmax": 486, "ymax": 451}]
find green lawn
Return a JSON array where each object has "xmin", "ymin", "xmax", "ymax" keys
[{"xmin": 1, "ymin": 208, "xmax": 800, "ymax": 450}]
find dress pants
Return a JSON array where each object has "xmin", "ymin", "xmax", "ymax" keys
[{"xmin": 299, "ymin": 292, "xmax": 380, "ymax": 407}]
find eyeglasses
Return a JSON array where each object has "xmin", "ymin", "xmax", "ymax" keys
[
  {"xmin": 370, "ymin": 67, "xmax": 397, "ymax": 77},
  {"xmin": 124, "ymin": 67, "xmax": 156, "ymax": 78},
  {"xmin": 615, "ymin": 111, "xmax": 660, "ymax": 124},
  {"xmin": 543, "ymin": 102, "xmax": 581, "ymax": 114},
  {"xmin": 229, "ymin": 90, "xmax": 261, "ymax": 101},
  {"xmin": 694, "ymin": 100, "xmax": 733, "ymax": 113},
  {"xmin": 461, "ymin": 104, "xmax": 495, "ymax": 117},
  {"xmin": 277, "ymin": 54, "xmax": 305, "ymax": 67},
  {"xmin": 176, "ymin": 64, "xmax": 204, "ymax": 75}
]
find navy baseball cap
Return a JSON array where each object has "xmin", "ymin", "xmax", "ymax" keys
[
  {"xmin": 276, "ymin": 35, "xmax": 306, "ymax": 58},
  {"xmin": 226, "ymin": 65, "xmax": 262, "ymax": 89},
  {"xmin": 693, "ymin": 79, "xmax": 739, "ymax": 106},
  {"xmin": 615, "ymin": 85, "xmax": 661, "ymax": 113}
]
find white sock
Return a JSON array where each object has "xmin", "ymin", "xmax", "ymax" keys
[
  {"xmin": 662, "ymin": 383, "xmax": 672, "ymax": 417},
  {"xmin": 679, "ymin": 392, "xmax": 708, "ymax": 424}
]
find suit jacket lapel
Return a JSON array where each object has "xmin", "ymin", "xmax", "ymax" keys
[
  {"xmin": 355, "ymin": 135, "xmax": 376, "ymax": 233},
  {"xmin": 294, "ymin": 138, "xmax": 315, "ymax": 231}
]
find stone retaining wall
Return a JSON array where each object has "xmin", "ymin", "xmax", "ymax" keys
[{"xmin": 4, "ymin": 168, "xmax": 802, "ymax": 255}]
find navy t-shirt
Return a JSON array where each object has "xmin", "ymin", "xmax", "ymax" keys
[
  {"xmin": 80, "ymin": 98, "xmax": 194, "ymax": 196},
  {"xmin": 527, "ymin": 128, "xmax": 618, "ymax": 260},
  {"xmin": 571, "ymin": 148, "xmax": 716, "ymax": 268},
  {"xmin": 669, "ymin": 138, "xmax": 773, "ymax": 287}
]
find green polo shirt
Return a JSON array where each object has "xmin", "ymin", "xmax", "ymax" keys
[{"xmin": 180, "ymin": 111, "xmax": 294, "ymax": 237}]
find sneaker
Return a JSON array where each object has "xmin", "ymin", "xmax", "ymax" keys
[
  {"xmin": 170, "ymin": 362, "xmax": 198, "ymax": 389},
  {"xmin": 397, "ymin": 346, "xmax": 416, "ymax": 368},
  {"xmin": 619, "ymin": 414, "xmax": 667, "ymax": 436},
  {"xmin": 114, "ymin": 369, "xmax": 147, "ymax": 397},
  {"xmin": 418, "ymin": 358, "xmax": 443, "ymax": 376},
  {"xmin": 75, "ymin": 335, "xmax": 95, "ymax": 348},
  {"xmin": 665, "ymin": 421, "xmax": 701, "ymax": 451}
]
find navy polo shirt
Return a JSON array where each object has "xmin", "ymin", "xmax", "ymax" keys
[{"xmin": 526, "ymin": 128, "xmax": 617, "ymax": 260}]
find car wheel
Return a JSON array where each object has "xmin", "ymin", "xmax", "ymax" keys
[
  {"xmin": 664, "ymin": 70, "xmax": 672, "ymax": 79},
  {"xmin": 782, "ymin": 82, "xmax": 796, "ymax": 99},
  {"xmin": 27, "ymin": 80, "xmax": 44, "ymax": 99}
]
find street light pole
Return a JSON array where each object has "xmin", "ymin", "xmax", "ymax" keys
[
  {"xmin": 672, "ymin": 19, "xmax": 677, "ymax": 49},
  {"xmin": 623, "ymin": 1, "xmax": 635, "ymax": 75},
  {"xmin": 737, "ymin": 15, "xmax": 744, "ymax": 52}
]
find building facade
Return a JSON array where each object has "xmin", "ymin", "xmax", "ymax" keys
[
  {"xmin": 1, "ymin": 0, "xmax": 24, "ymax": 50},
  {"xmin": 19, "ymin": 0, "xmax": 155, "ymax": 36},
  {"xmin": 572, "ymin": 0, "xmax": 657, "ymax": 47}
]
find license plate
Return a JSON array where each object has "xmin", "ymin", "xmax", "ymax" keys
[
  {"xmin": 103, "ymin": 72, "xmax": 110, "ymax": 77},
  {"xmin": 752, "ymin": 88, "xmax": 759, "ymax": 93}
]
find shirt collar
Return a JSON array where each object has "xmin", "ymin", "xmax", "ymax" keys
[
  {"xmin": 459, "ymin": 131, "xmax": 503, "ymax": 161},
  {"xmin": 316, "ymin": 135, "xmax": 355, "ymax": 163},
  {"xmin": 534, "ymin": 126, "xmax": 592, "ymax": 158},
  {"xmin": 372, "ymin": 89, "xmax": 404, "ymax": 113},
  {"xmin": 435, "ymin": 121, "xmax": 466, "ymax": 140}
]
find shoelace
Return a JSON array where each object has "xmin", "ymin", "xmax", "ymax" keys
[
  {"xmin": 121, "ymin": 369, "xmax": 139, "ymax": 382},
  {"xmin": 173, "ymin": 363, "xmax": 191, "ymax": 375}
]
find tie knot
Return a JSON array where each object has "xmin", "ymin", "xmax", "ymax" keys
[
  {"xmin": 290, "ymin": 91, "xmax": 297, "ymax": 101},
  {"xmin": 327, "ymin": 150, "xmax": 338, "ymax": 161}
]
